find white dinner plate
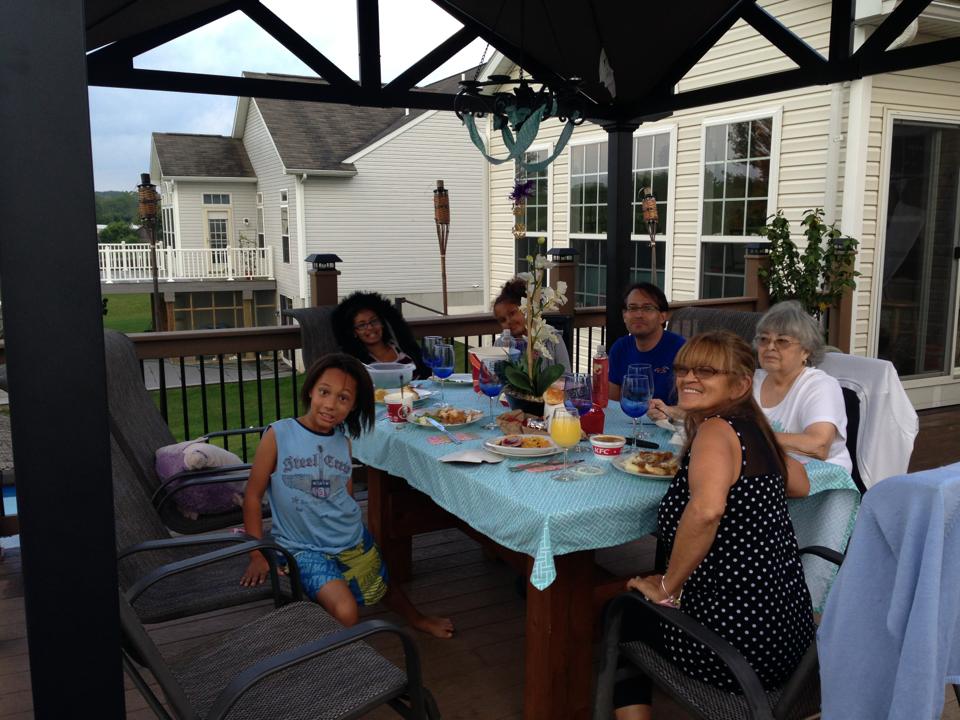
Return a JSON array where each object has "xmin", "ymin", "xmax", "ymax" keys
[
  {"xmin": 375, "ymin": 389, "xmax": 433, "ymax": 405},
  {"xmin": 611, "ymin": 453, "xmax": 676, "ymax": 480},
  {"xmin": 484, "ymin": 436, "xmax": 562, "ymax": 458},
  {"xmin": 445, "ymin": 373, "xmax": 474, "ymax": 385},
  {"xmin": 408, "ymin": 408, "xmax": 484, "ymax": 429}
]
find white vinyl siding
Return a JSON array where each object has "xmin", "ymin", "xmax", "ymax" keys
[
  {"xmin": 242, "ymin": 99, "xmax": 299, "ymax": 308},
  {"xmin": 170, "ymin": 181, "xmax": 257, "ymax": 251},
  {"xmin": 301, "ymin": 110, "xmax": 486, "ymax": 309},
  {"xmin": 515, "ymin": 147, "xmax": 550, "ymax": 274}
]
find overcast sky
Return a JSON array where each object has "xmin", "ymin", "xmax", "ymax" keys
[{"xmin": 88, "ymin": 1, "xmax": 488, "ymax": 190}]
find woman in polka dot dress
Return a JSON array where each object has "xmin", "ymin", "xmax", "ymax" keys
[{"xmin": 614, "ymin": 332, "xmax": 816, "ymax": 720}]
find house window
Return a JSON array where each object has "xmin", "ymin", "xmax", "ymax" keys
[
  {"xmin": 256, "ymin": 201, "xmax": 264, "ymax": 249},
  {"xmin": 569, "ymin": 131, "xmax": 673, "ymax": 306},
  {"xmin": 280, "ymin": 206, "xmax": 290, "ymax": 264},
  {"xmin": 202, "ymin": 193, "xmax": 231, "ymax": 205},
  {"xmin": 280, "ymin": 189, "xmax": 288, "ymax": 203},
  {"xmin": 700, "ymin": 115, "xmax": 774, "ymax": 298},
  {"xmin": 279, "ymin": 294, "xmax": 293, "ymax": 325},
  {"xmin": 173, "ymin": 290, "xmax": 243, "ymax": 331},
  {"xmin": 254, "ymin": 289, "xmax": 277, "ymax": 327},
  {"xmin": 256, "ymin": 191, "xmax": 263, "ymax": 205},
  {"xmin": 515, "ymin": 149, "xmax": 549, "ymax": 274},
  {"xmin": 160, "ymin": 206, "xmax": 176, "ymax": 249}
]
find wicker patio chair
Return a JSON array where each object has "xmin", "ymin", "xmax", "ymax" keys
[
  {"xmin": 667, "ymin": 306, "xmax": 764, "ymax": 344},
  {"xmin": 282, "ymin": 305, "xmax": 340, "ymax": 370},
  {"xmin": 593, "ymin": 546, "xmax": 843, "ymax": 720},
  {"xmin": 121, "ymin": 594, "xmax": 439, "ymax": 720},
  {"xmin": 112, "ymin": 435, "xmax": 302, "ymax": 624},
  {"xmin": 104, "ymin": 329, "xmax": 265, "ymax": 534}
]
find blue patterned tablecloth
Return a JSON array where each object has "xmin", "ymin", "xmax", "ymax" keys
[{"xmin": 353, "ymin": 385, "xmax": 859, "ymax": 609}]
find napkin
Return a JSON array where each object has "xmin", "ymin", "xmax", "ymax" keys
[{"xmin": 439, "ymin": 449, "xmax": 504, "ymax": 463}]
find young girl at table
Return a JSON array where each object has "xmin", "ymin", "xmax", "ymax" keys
[{"xmin": 240, "ymin": 352, "xmax": 454, "ymax": 638}]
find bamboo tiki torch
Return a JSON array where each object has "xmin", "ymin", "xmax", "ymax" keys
[
  {"xmin": 434, "ymin": 180, "xmax": 451, "ymax": 315},
  {"xmin": 641, "ymin": 187, "xmax": 660, "ymax": 285}
]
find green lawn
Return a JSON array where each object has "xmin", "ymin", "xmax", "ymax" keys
[
  {"xmin": 103, "ymin": 293, "xmax": 153, "ymax": 333},
  {"xmin": 152, "ymin": 371, "xmax": 303, "ymax": 460}
]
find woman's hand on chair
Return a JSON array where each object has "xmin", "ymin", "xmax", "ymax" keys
[{"xmin": 627, "ymin": 574, "xmax": 667, "ymax": 603}]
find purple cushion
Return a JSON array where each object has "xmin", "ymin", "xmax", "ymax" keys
[{"xmin": 155, "ymin": 441, "xmax": 246, "ymax": 519}]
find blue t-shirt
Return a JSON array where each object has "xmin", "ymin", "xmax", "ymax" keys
[
  {"xmin": 267, "ymin": 418, "xmax": 362, "ymax": 555},
  {"xmin": 608, "ymin": 330, "xmax": 686, "ymax": 402}
]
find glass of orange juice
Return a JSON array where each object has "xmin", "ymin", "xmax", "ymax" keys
[{"xmin": 550, "ymin": 407, "xmax": 581, "ymax": 481}]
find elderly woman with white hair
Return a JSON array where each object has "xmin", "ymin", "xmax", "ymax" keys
[{"xmin": 751, "ymin": 300, "xmax": 852, "ymax": 471}]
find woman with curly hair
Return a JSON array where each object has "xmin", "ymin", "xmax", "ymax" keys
[{"xmin": 331, "ymin": 291, "xmax": 431, "ymax": 380}]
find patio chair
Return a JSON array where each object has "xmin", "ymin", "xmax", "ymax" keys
[
  {"xmin": 593, "ymin": 546, "xmax": 843, "ymax": 720},
  {"xmin": 818, "ymin": 463, "xmax": 960, "ymax": 719},
  {"xmin": 112, "ymin": 434, "xmax": 302, "ymax": 624},
  {"xmin": 104, "ymin": 329, "xmax": 265, "ymax": 534},
  {"xmin": 818, "ymin": 351, "xmax": 918, "ymax": 491},
  {"xmin": 667, "ymin": 306, "xmax": 764, "ymax": 344},
  {"xmin": 282, "ymin": 305, "xmax": 340, "ymax": 370},
  {"xmin": 120, "ymin": 593, "xmax": 440, "ymax": 720}
]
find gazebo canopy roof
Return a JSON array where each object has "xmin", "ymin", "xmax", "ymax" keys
[{"xmin": 83, "ymin": 0, "xmax": 960, "ymax": 123}]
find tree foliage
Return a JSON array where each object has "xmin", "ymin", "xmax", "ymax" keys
[
  {"xmin": 95, "ymin": 191, "xmax": 139, "ymax": 224},
  {"xmin": 98, "ymin": 220, "xmax": 140, "ymax": 244},
  {"xmin": 757, "ymin": 209, "xmax": 861, "ymax": 319}
]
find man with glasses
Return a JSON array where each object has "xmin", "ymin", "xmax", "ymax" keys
[{"xmin": 609, "ymin": 283, "xmax": 685, "ymax": 402}]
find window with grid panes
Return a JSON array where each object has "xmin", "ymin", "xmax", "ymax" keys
[
  {"xmin": 202, "ymin": 193, "xmax": 230, "ymax": 205},
  {"xmin": 160, "ymin": 206, "xmax": 176, "ymax": 248},
  {"xmin": 569, "ymin": 133, "xmax": 672, "ymax": 305},
  {"xmin": 700, "ymin": 117, "xmax": 772, "ymax": 298},
  {"xmin": 280, "ymin": 206, "xmax": 289, "ymax": 263},
  {"xmin": 173, "ymin": 290, "xmax": 243, "ymax": 331},
  {"xmin": 515, "ymin": 149, "xmax": 549, "ymax": 274},
  {"xmin": 632, "ymin": 133, "xmax": 670, "ymax": 287}
]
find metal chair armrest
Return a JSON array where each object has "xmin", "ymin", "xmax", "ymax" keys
[
  {"xmin": 595, "ymin": 591, "xmax": 773, "ymax": 720},
  {"xmin": 152, "ymin": 470, "xmax": 253, "ymax": 515},
  {"xmin": 151, "ymin": 465, "xmax": 251, "ymax": 505},
  {"xmin": 198, "ymin": 426, "xmax": 266, "ymax": 441},
  {"xmin": 124, "ymin": 538, "xmax": 304, "ymax": 604},
  {"xmin": 206, "ymin": 618, "xmax": 426, "ymax": 720},
  {"xmin": 117, "ymin": 531, "xmax": 253, "ymax": 560},
  {"xmin": 798, "ymin": 545, "xmax": 844, "ymax": 566}
]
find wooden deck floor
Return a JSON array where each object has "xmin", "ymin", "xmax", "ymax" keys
[{"xmin": 1, "ymin": 404, "xmax": 959, "ymax": 718}]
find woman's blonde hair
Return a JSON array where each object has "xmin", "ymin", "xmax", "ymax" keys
[{"xmin": 677, "ymin": 331, "xmax": 787, "ymax": 477}]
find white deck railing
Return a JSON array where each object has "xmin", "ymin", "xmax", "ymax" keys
[{"xmin": 99, "ymin": 244, "xmax": 275, "ymax": 283}]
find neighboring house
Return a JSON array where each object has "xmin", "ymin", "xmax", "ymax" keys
[
  {"xmin": 147, "ymin": 67, "xmax": 487, "ymax": 333},
  {"xmin": 482, "ymin": 0, "xmax": 960, "ymax": 410}
]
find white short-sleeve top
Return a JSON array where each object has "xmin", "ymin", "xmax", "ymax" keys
[{"xmin": 753, "ymin": 367, "xmax": 853, "ymax": 473}]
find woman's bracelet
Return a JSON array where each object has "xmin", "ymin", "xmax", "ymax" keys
[{"xmin": 657, "ymin": 576, "xmax": 682, "ymax": 608}]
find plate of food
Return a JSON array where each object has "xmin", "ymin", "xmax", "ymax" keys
[
  {"xmin": 409, "ymin": 406, "xmax": 484, "ymax": 429},
  {"xmin": 374, "ymin": 386, "xmax": 433, "ymax": 405},
  {"xmin": 444, "ymin": 373, "xmax": 474, "ymax": 385},
  {"xmin": 484, "ymin": 434, "xmax": 561, "ymax": 458},
  {"xmin": 612, "ymin": 450, "xmax": 680, "ymax": 479}
]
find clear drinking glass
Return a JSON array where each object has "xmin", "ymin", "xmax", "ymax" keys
[
  {"xmin": 478, "ymin": 358, "xmax": 505, "ymax": 429},
  {"xmin": 550, "ymin": 407, "xmax": 582, "ymax": 481},
  {"xmin": 620, "ymin": 375, "xmax": 652, "ymax": 447},
  {"xmin": 432, "ymin": 343, "xmax": 455, "ymax": 405}
]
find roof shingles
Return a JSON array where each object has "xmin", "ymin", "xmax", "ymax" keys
[{"xmin": 152, "ymin": 133, "xmax": 255, "ymax": 178}]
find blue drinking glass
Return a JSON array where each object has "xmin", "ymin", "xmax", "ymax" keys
[
  {"xmin": 432, "ymin": 343, "xmax": 455, "ymax": 405},
  {"xmin": 421, "ymin": 336, "xmax": 442, "ymax": 373},
  {"xmin": 479, "ymin": 358, "xmax": 504, "ymax": 429},
  {"xmin": 621, "ymin": 375, "xmax": 652, "ymax": 448}
]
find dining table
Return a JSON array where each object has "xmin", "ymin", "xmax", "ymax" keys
[{"xmin": 352, "ymin": 382, "xmax": 860, "ymax": 720}]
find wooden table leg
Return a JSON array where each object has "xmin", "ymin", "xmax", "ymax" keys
[
  {"xmin": 523, "ymin": 550, "xmax": 595, "ymax": 720},
  {"xmin": 365, "ymin": 467, "xmax": 412, "ymax": 582}
]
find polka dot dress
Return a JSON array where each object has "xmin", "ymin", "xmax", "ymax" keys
[{"xmin": 656, "ymin": 416, "xmax": 815, "ymax": 692}]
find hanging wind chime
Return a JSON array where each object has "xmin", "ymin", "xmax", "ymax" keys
[
  {"xmin": 434, "ymin": 180, "xmax": 451, "ymax": 315},
  {"xmin": 641, "ymin": 187, "xmax": 660, "ymax": 283}
]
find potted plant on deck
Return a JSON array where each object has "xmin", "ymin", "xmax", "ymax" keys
[{"xmin": 757, "ymin": 208, "xmax": 860, "ymax": 326}]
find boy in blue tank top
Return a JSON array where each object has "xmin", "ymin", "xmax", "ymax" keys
[{"xmin": 241, "ymin": 353, "xmax": 454, "ymax": 638}]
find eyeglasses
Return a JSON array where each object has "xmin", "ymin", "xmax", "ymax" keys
[
  {"xmin": 672, "ymin": 364, "xmax": 731, "ymax": 380},
  {"xmin": 353, "ymin": 318, "xmax": 382, "ymax": 332},
  {"xmin": 753, "ymin": 334, "xmax": 800, "ymax": 351},
  {"xmin": 623, "ymin": 303, "xmax": 661, "ymax": 315}
]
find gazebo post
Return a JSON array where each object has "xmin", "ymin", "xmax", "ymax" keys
[
  {"xmin": 602, "ymin": 122, "xmax": 640, "ymax": 346},
  {"xmin": 0, "ymin": 1, "xmax": 124, "ymax": 715}
]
